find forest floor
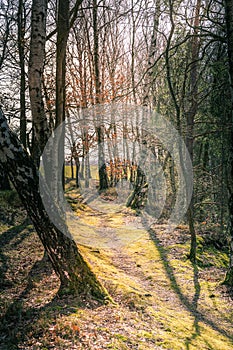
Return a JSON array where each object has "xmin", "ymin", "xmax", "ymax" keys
[{"xmin": 0, "ymin": 187, "xmax": 233, "ymax": 350}]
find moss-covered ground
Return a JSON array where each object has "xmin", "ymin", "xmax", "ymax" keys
[{"xmin": 0, "ymin": 188, "xmax": 233, "ymax": 349}]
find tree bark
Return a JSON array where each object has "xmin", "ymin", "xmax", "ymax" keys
[
  {"xmin": 223, "ymin": 0, "xmax": 233, "ymax": 285},
  {"xmin": 142, "ymin": 0, "xmax": 160, "ymax": 108},
  {"xmin": 93, "ymin": 0, "xmax": 109, "ymax": 190},
  {"xmin": 17, "ymin": 0, "xmax": 27, "ymax": 148},
  {"xmin": 52, "ymin": 0, "xmax": 70, "ymax": 199},
  {"xmin": 28, "ymin": 0, "xmax": 49, "ymax": 164},
  {"xmin": 0, "ymin": 108, "xmax": 110, "ymax": 301},
  {"xmin": 185, "ymin": 0, "xmax": 201, "ymax": 264},
  {"xmin": 55, "ymin": 0, "xmax": 69, "ymax": 128},
  {"xmin": 165, "ymin": 0, "xmax": 200, "ymax": 264}
]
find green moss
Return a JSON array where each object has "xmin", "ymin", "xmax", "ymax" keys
[
  {"xmin": 197, "ymin": 246, "xmax": 228, "ymax": 268},
  {"xmin": 114, "ymin": 333, "xmax": 129, "ymax": 342},
  {"xmin": 46, "ymin": 194, "xmax": 233, "ymax": 350},
  {"xmin": 0, "ymin": 190, "xmax": 21, "ymax": 205},
  {"xmin": 0, "ymin": 223, "xmax": 8, "ymax": 233}
]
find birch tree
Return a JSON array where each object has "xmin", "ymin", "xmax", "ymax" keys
[
  {"xmin": 17, "ymin": 0, "xmax": 27, "ymax": 148},
  {"xmin": 0, "ymin": 107, "xmax": 110, "ymax": 301},
  {"xmin": 28, "ymin": 0, "xmax": 49, "ymax": 164}
]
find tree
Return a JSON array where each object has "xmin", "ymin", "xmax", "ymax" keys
[
  {"xmin": 17, "ymin": 0, "xmax": 27, "ymax": 148},
  {"xmin": 223, "ymin": 0, "xmax": 233, "ymax": 285},
  {"xmin": 93, "ymin": 0, "xmax": 109, "ymax": 190},
  {"xmin": 28, "ymin": 0, "xmax": 49, "ymax": 164},
  {"xmin": 0, "ymin": 107, "xmax": 110, "ymax": 301},
  {"xmin": 164, "ymin": 0, "xmax": 196, "ymax": 262},
  {"xmin": 0, "ymin": 1, "xmax": 13, "ymax": 190},
  {"xmin": 184, "ymin": 0, "xmax": 201, "ymax": 263},
  {"xmin": 142, "ymin": 0, "xmax": 161, "ymax": 108},
  {"xmin": 55, "ymin": 0, "xmax": 70, "ymax": 128}
]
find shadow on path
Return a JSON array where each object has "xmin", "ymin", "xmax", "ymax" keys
[
  {"xmin": 141, "ymin": 216, "xmax": 233, "ymax": 344},
  {"xmin": 0, "ymin": 219, "xmax": 32, "ymax": 290},
  {"xmin": 0, "ymin": 250, "xmax": 102, "ymax": 349}
]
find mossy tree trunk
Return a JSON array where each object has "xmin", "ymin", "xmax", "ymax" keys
[
  {"xmin": 0, "ymin": 108, "xmax": 110, "ymax": 302},
  {"xmin": 126, "ymin": 167, "xmax": 147, "ymax": 209}
]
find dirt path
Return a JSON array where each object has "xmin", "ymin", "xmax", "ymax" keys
[
  {"xmin": 66, "ymin": 196, "xmax": 233, "ymax": 349},
  {"xmin": 1, "ymin": 189, "xmax": 233, "ymax": 349}
]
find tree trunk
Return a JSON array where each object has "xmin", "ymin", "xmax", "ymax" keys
[
  {"xmin": 142, "ymin": 0, "xmax": 160, "ymax": 108},
  {"xmin": 127, "ymin": 166, "xmax": 147, "ymax": 209},
  {"xmin": 67, "ymin": 111, "xmax": 75, "ymax": 180},
  {"xmin": 93, "ymin": 0, "xmax": 108, "ymax": 190},
  {"xmin": 28, "ymin": 0, "xmax": 49, "ymax": 164},
  {"xmin": 17, "ymin": 0, "xmax": 27, "ymax": 148},
  {"xmin": 52, "ymin": 0, "xmax": 70, "ymax": 199},
  {"xmin": 55, "ymin": 0, "xmax": 69, "ymax": 128},
  {"xmin": 97, "ymin": 125, "xmax": 109, "ymax": 190},
  {"xmin": 166, "ymin": 0, "xmax": 200, "ymax": 264},
  {"xmin": 75, "ymin": 156, "xmax": 80, "ymax": 188},
  {"xmin": 223, "ymin": 0, "xmax": 233, "ymax": 285},
  {"xmin": 0, "ymin": 108, "xmax": 110, "ymax": 301},
  {"xmin": 185, "ymin": 0, "xmax": 201, "ymax": 264}
]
